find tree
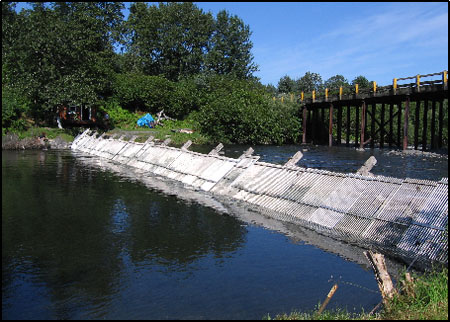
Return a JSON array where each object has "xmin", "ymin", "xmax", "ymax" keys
[
  {"xmin": 324, "ymin": 74, "xmax": 350, "ymax": 91},
  {"xmin": 2, "ymin": 2, "xmax": 125, "ymax": 123},
  {"xmin": 205, "ymin": 10, "xmax": 258, "ymax": 79},
  {"xmin": 277, "ymin": 75, "xmax": 296, "ymax": 94},
  {"xmin": 126, "ymin": 2, "xmax": 213, "ymax": 80},
  {"xmin": 296, "ymin": 72, "xmax": 323, "ymax": 93},
  {"xmin": 351, "ymin": 75, "xmax": 371, "ymax": 89}
]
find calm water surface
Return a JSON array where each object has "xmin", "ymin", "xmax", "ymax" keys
[{"xmin": 2, "ymin": 145, "xmax": 447, "ymax": 319}]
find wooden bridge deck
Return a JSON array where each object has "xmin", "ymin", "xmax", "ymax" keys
[{"xmin": 278, "ymin": 71, "xmax": 448, "ymax": 150}]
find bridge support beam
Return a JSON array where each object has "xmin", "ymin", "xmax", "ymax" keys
[
  {"xmin": 329, "ymin": 103, "xmax": 334, "ymax": 147},
  {"xmin": 302, "ymin": 106, "xmax": 307, "ymax": 144},
  {"xmin": 380, "ymin": 103, "xmax": 385, "ymax": 148},
  {"xmin": 371, "ymin": 103, "xmax": 376, "ymax": 149},
  {"xmin": 355, "ymin": 104, "xmax": 360, "ymax": 147},
  {"xmin": 414, "ymin": 100, "xmax": 420, "ymax": 150},
  {"xmin": 360, "ymin": 101, "xmax": 366, "ymax": 149},
  {"xmin": 397, "ymin": 102, "xmax": 402, "ymax": 148},
  {"xmin": 422, "ymin": 99, "xmax": 428, "ymax": 151},
  {"xmin": 403, "ymin": 97, "xmax": 410, "ymax": 150},
  {"xmin": 389, "ymin": 103, "xmax": 393, "ymax": 148},
  {"xmin": 346, "ymin": 105, "xmax": 350, "ymax": 146},
  {"xmin": 430, "ymin": 100, "xmax": 436, "ymax": 149},
  {"xmin": 438, "ymin": 99, "xmax": 444, "ymax": 149},
  {"xmin": 337, "ymin": 105, "xmax": 342, "ymax": 146}
]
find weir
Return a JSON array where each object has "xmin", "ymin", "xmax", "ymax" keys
[{"xmin": 71, "ymin": 130, "xmax": 448, "ymax": 268}]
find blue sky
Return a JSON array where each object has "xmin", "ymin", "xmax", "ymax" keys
[
  {"xmin": 14, "ymin": 2, "xmax": 448, "ymax": 87},
  {"xmin": 194, "ymin": 2, "xmax": 448, "ymax": 86}
]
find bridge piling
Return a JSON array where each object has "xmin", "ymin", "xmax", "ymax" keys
[
  {"xmin": 438, "ymin": 99, "xmax": 444, "ymax": 149},
  {"xmin": 414, "ymin": 100, "xmax": 420, "ymax": 150},
  {"xmin": 355, "ymin": 104, "xmax": 360, "ymax": 147},
  {"xmin": 329, "ymin": 103, "xmax": 334, "ymax": 147},
  {"xmin": 371, "ymin": 103, "xmax": 376, "ymax": 149},
  {"xmin": 397, "ymin": 102, "xmax": 402, "ymax": 148},
  {"xmin": 360, "ymin": 101, "xmax": 366, "ymax": 149},
  {"xmin": 337, "ymin": 105, "xmax": 342, "ymax": 146},
  {"xmin": 380, "ymin": 103, "xmax": 385, "ymax": 148},
  {"xmin": 403, "ymin": 97, "xmax": 410, "ymax": 150},
  {"xmin": 302, "ymin": 106, "xmax": 307, "ymax": 144},
  {"xmin": 346, "ymin": 105, "xmax": 350, "ymax": 146},
  {"xmin": 431, "ymin": 100, "xmax": 436, "ymax": 150},
  {"xmin": 422, "ymin": 99, "xmax": 428, "ymax": 151},
  {"xmin": 389, "ymin": 103, "xmax": 393, "ymax": 148}
]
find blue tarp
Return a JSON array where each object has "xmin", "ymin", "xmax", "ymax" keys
[{"xmin": 137, "ymin": 113, "xmax": 155, "ymax": 128}]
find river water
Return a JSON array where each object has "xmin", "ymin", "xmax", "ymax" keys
[{"xmin": 2, "ymin": 145, "xmax": 447, "ymax": 319}]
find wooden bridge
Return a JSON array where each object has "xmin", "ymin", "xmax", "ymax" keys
[{"xmin": 280, "ymin": 71, "xmax": 448, "ymax": 150}]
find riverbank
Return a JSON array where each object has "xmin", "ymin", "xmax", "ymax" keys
[
  {"xmin": 264, "ymin": 267, "xmax": 448, "ymax": 320},
  {"xmin": 2, "ymin": 130, "xmax": 73, "ymax": 150}
]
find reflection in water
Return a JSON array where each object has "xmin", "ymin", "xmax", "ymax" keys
[
  {"xmin": 3, "ymin": 146, "xmax": 447, "ymax": 319},
  {"xmin": 2, "ymin": 150, "xmax": 246, "ymax": 319}
]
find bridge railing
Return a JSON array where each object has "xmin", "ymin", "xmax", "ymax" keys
[{"xmin": 273, "ymin": 70, "xmax": 448, "ymax": 104}]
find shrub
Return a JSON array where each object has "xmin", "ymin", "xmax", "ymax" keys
[
  {"xmin": 2, "ymin": 86, "xmax": 31, "ymax": 134},
  {"xmin": 194, "ymin": 76, "xmax": 301, "ymax": 144},
  {"xmin": 112, "ymin": 73, "xmax": 175, "ymax": 114},
  {"xmin": 99, "ymin": 99, "xmax": 139, "ymax": 129}
]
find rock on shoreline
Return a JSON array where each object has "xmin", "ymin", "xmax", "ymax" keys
[{"xmin": 2, "ymin": 134, "xmax": 72, "ymax": 150}]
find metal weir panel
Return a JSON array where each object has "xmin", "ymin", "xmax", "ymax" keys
[{"xmin": 72, "ymin": 130, "xmax": 448, "ymax": 266}]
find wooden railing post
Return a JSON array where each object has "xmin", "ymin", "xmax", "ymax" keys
[{"xmin": 443, "ymin": 70, "xmax": 448, "ymax": 89}]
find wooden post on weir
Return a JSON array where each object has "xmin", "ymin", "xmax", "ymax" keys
[
  {"xmin": 403, "ymin": 97, "xmax": 410, "ymax": 150},
  {"xmin": 360, "ymin": 101, "xmax": 366, "ymax": 149},
  {"xmin": 329, "ymin": 103, "xmax": 334, "ymax": 147},
  {"xmin": 302, "ymin": 106, "xmax": 307, "ymax": 144}
]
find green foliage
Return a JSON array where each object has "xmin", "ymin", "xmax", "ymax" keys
[
  {"xmin": 99, "ymin": 100, "xmax": 139, "ymax": 130},
  {"xmin": 278, "ymin": 75, "xmax": 296, "ymax": 94},
  {"xmin": 194, "ymin": 76, "xmax": 301, "ymax": 144},
  {"xmin": 384, "ymin": 267, "xmax": 448, "ymax": 320},
  {"xmin": 324, "ymin": 74, "xmax": 350, "ymax": 93},
  {"xmin": 112, "ymin": 73, "xmax": 174, "ymax": 113},
  {"xmin": 125, "ymin": 2, "xmax": 258, "ymax": 81},
  {"xmin": 352, "ymin": 75, "xmax": 371, "ymax": 89},
  {"xmin": 296, "ymin": 72, "xmax": 324, "ymax": 93},
  {"xmin": 2, "ymin": 86, "xmax": 31, "ymax": 134},
  {"xmin": 2, "ymin": 2, "xmax": 124, "ymax": 124},
  {"xmin": 205, "ymin": 10, "xmax": 258, "ymax": 78}
]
